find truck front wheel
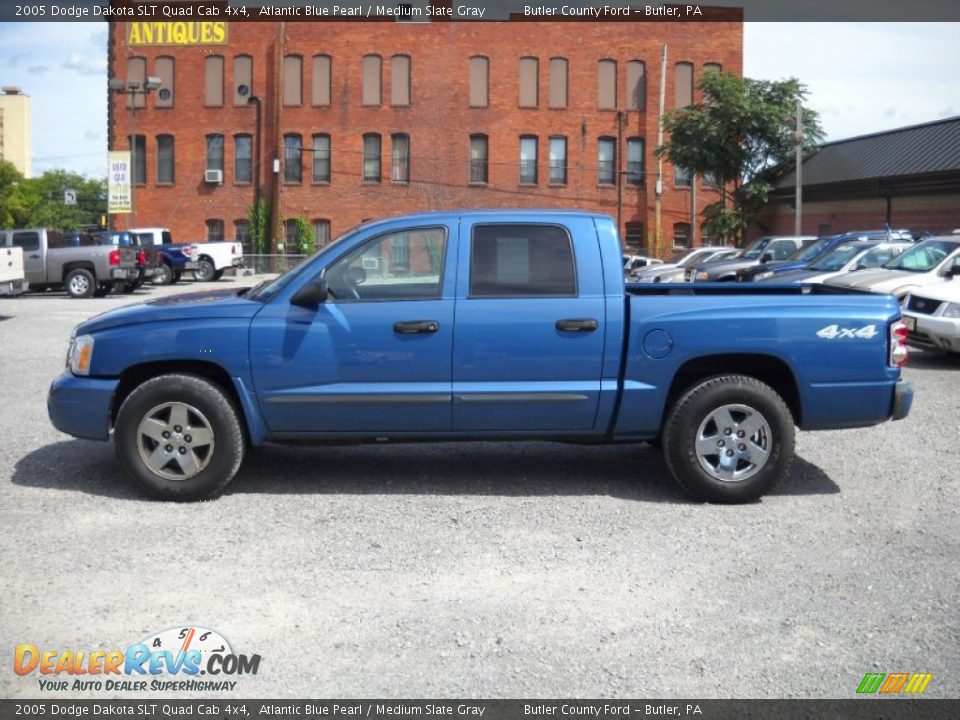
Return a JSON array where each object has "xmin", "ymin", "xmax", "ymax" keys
[
  {"xmin": 152, "ymin": 263, "xmax": 174, "ymax": 286},
  {"xmin": 114, "ymin": 374, "xmax": 246, "ymax": 501},
  {"xmin": 662, "ymin": 375, "xmax": 794, "ymax": 503}
]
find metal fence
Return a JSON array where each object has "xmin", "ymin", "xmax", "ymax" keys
[{"xmin": 242, "ymin": 254, "xmax": 308, "ymax": 275}]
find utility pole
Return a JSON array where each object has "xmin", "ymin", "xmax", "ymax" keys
[
  {"xmin": 794, "ymin": 97, "xmax": 803, "ymax": 236},
  {"xmin": 654, "ymin": 43, "xmax": 667, "ymax": 257}
]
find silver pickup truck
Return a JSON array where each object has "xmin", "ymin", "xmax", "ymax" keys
[{"xmin": 0, "ymin": 228, "xmax": 137, "ymax": 298}]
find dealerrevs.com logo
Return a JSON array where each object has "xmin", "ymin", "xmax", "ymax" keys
[{"xmin": 14, "ymin": 625, "xmax": 262, "ymax": 692}]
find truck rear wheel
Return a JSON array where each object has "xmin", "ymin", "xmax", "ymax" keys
[
  {"xmin": 662, "ymin": 375, "xmax": 794, "ymax": 503},
  {"xmin": 65, "ymin": 269, "xmax": 95, "ymax": 299},
  {"xmin": 114, "ymin": 374, "xmax": 246, "ymax": 501},
  {"xmin": 194, "ymin": 259, "xmax": 215, "ymax": 282}
]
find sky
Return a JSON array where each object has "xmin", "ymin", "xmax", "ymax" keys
[{"xmin": 0, "ymin": 21, "xmax": 958, "ymax": 179}]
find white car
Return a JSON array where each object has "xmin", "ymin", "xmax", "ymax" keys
[
  {"xmin": 825, "ymin": 237, "xmax": 960, "ymax": 301},
  {"xmin": 191, "ymin": 239, "xmax": 245, "ymax": 282},
  {"xmin": 630, "ymin": 247, "xmax": 736, "ymax": 283},
  {"xmin": 902, "ymin": 278, "xmax": 960, "ymax": 354},
  {"xmin": 764, "ymin": 241, "xmax": 914, "ymax": 285}
]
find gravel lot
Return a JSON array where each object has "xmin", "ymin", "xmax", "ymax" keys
[{"xmin": 1, "ymin": 280, "xmax": 958, "ymax": 699}]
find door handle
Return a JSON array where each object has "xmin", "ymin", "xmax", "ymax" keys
[
  {"xmin": 394, "ymin": 320, "xmax": 440, "ymax": 334},
  {"xmin": 29, "ymin": 254, "xmax": 40, "ymax": 259},
  {"xmin": 556, "ymin": 318, "xmax": 598, "ymax": 332}
]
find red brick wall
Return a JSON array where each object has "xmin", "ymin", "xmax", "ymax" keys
[{"xmin": 109, "ymin": 20, "xmax": 742, "ymax": 255}]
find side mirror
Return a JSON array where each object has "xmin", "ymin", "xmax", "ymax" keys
[
  {"xmin": 291, "ymin": 277, "xmax": 328, "ymax": 308},
  {"xmin": 760, "ymin": 252, "xmax": 773, "ymax": 263}
]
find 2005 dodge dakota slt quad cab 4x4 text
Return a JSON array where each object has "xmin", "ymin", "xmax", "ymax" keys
[{"xmin": 48, "ymin": 211, "xmax": 914, "ymax": 503}]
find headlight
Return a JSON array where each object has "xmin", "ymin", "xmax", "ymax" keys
[
  {"xmin": 943, "ymin": 303, "xmax": 960, "ymax": 319},
  {"xmin": 695, "ymin": 271, "xmax": 709, "ymax": 281},
  {"xmin": 753, "ymin": 271, "xmax": 774, "ymax": 281},
  {"xmin": 68, "ymin": 334, "xmax": 95, "ymax": 376}
]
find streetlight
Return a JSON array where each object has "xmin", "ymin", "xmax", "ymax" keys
[{"xmin": 109, "ymin": 75, "xmax": 161, "ymax": 228}]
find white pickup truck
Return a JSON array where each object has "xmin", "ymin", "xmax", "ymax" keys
[
  {"xmin": 190, "ymin": 240, "xmax": 244, "ymax": 282},
  {"xmin": 0, "ymin": 245, "xmax": 28, "ymax": 296}
]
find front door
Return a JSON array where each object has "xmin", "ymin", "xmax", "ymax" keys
[{"xmin": 250, "ymin": 225, "xmax": 455, "ymax": 434}]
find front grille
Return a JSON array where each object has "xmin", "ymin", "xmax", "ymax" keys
[{"xmin": 907, "ymin": 295, "xmax": 942, "ymax": 315}]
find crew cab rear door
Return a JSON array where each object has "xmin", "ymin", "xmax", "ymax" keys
[{"xmin": 452, "ymin": 218, "xmax": 606, "ymax": 431}]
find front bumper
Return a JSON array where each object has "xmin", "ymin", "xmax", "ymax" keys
[
  {"xmin": 903, "ymin": 311, "xmax": 960, "ymax": 354},
  {"xmin": 892, "ymin": 378, "xmax": 914, "ymax": 421},
  {"xmin": 110, "ymin": 268, "xmax": 136, "ymax": 281},
  {"xmin": 48, "ymin": 372, "xmax": 119, "ymax": 441}
]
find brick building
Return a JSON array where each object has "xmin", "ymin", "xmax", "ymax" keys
[{"xmin": 108, "ymin": 17, "xmax": 742, "ymax": 254}]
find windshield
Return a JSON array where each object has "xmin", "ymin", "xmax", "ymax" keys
[
  {"xmin": 809, "ymin": 243, "xmax": 867, "ymax": 271},
  {"xmin": 793, "ymin": 237, "xmax": 832, "ymax": 263},
  {"xmin": 882, "ymin": 240, "xmax": 957, "ymax": 272},
  {"xmin": 676, "ymin": 250, "xmax": 710, "ymax": 268},
  {"xmin": 741, "ymin": 237, "xmax": 772, "ymax": 260}
]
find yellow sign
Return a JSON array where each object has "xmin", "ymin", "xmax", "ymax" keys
[
  {"xmin": 127, "ymin": 22, "xmax": 227, "ymax": 46},
  {"xmin": 108, "ymin": 151, "xmax": 131, "ymax": 215}
]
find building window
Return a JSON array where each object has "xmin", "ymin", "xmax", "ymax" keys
[
  {"xmin": 675, "ymin": 62, "xmax": 693, "ymax": 108},
  {"xmin": 391, "ymin": 234, "xmax": 410, "ymax": 270},
  {"xmin": 233, "ymin": 55, "xmax": 252, "ymax": 105},
  {"xmin": 391, "ymin": 133, "xmax": 410, "ymax": 182},
  {"xmin": 519, "ymin": 135, "xmax": 538, "ymax": 184},
  {"xmin": 598, "ymin": 59, "xmax": 617, "ymax": 110},
  {"xmin": 284, "ymin": 134, "xmax": 302, "ymax": 183},
  {"xmin": 548, "ymin": 57, "xmax": 568, "ymax": 109},
  {"xmin": 131, "ymin": 135, "xmax": 146, "ymax": 185},
  {"xmin": 312, "ymin": 134, "xmax": 330, "ymax": 183},
  {"xmin": 625, "ymin": 222, "xmax": 645, "ymax": 253},
  {"xmin": 283, "ymin": 219, "xmax": 300, "ymax": 251},
  {"xmin": 206, "ymin": 219, "xmax": 224, "ymax": 243},
  {"xmin": 312, "ymin": 55, "xmax": 331, "ymax": 106},
  {"xmin": 155, "ymin": 56, "xmax": 174, "ymax": 108},
  {"xmin": 470, "ymin": 224, "xmax": 576, "ymax": 297},
  {"xmin": 205, "ymin": 134, "xmax": 224, "ymax": 172},
  {"xmin": 704, "ymin": 62, "xmax": 722, "ymax": 75},
  {"xmin": 703, "ymin": 172, "xmax": 718, "ymax": 188},
  {"xmin": 234, "ymin": 134, "xmax": 252, "ymax": 183},
  {"xmin": 598, "ymin": 137, "xmax": 616, "ymax": 185},
  {"xmin": 391, "ymin": 55, "xmax": 411, "ymax": 106},
  {"xmin": 362, "ymin": 55, "xmax": 382, "ymax": 106},
  {"xmin": 205, "ymin": 55, "xmax": 224, "ymax": 106},
  {"xmin": 548, "ymin": 136, "xmax": 567, "ymax": 185},
  {"xmin": 469, "ymin": 134, "xmax": 488, "ymax": 184},
  {"xmin": 156, "ymin": 135, "xmax": 174, "ymax": 184},
  {"xmin": 675, "ymin": 164, "xmax": 692, "ymax": 187},
  {"xmin": 234, "ymin": 220, "xmax": 250, "ymax": 247},
  {"xmin": 519, "ymin": 57, "xmax": 538, "ymax": 108},
  {"xmin": 313, "ymin": 219, "xmax": 331, "ymax": 248},
  {"xmin": 283, "ymin": 55, "xmax": 302, "ymax": 106},
  {"xmin": 127, "ymin": 57, "xmax": 146, "ymax": 108},
  {"xmin": 673, "ymin": 222, "xmax": 690, "ymax": 248},
  {"xmin": 627, "ymin": 60, "xmax": 645, "ymax": 110},
  {"xmin": 363, "ymin": 133, "xmax": 381, "ymax": 182},
  {"xmin": 626, "ymin": 138, "xmax": 644, "ymax": 186},
  {"xmin": 469, "ymin": 56, "xmax": 489, "ymax": 107}
]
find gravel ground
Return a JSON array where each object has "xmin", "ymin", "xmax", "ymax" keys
[{"xmin": 0, "ymin": 280, "xmax": 958, "ymax": 699}]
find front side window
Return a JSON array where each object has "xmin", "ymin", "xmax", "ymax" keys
[
  {"xmin": 284, "ymin": 134, "xmax": 302, "ymax": 183},
  {"xmin": 325, "ymin": 227, "xmax": 447, "ymax": 301},
  {"xmin": 548, "ymin": 137, "xmax": 567, "ymax": 185},
  {"xmin": 598, "ymin": 137, "xmax": 616, "ymax": 185},
  {"xmin": 206, "ymin": 134, "xmax": 224, "ymax": 172},
  {"xmin": 363, "ymin": 134, "xmax": 381, "ymax": 181},
  {"xmin": 769, "ymin": 239, "xmax": 799, "ymax": 260},
  {"xmin": 519, "ymin": 136, "xmax": 537, "ymax": 184},
  {"xmin": 234, "ymin": 134, "xmax": 252, "ymax": 183},
  {"xmin": 312, "ymin": 134, "xmax": 330, "ymax": 183},
  {"xmin": 470, "ymin": 224, "xmax": 576, "ymax": 297},
  {"xmin": 391, "ymin": 133, "xmax": 410, "ymax": 182}
]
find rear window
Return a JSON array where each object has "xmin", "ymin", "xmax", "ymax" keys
[
  {"xmin": 470, "ymin": 224, "xmax": 576, "ymax": 297},
  {"xmin": 162, "ymin": 231, "xmax": 173, "ymax": 245}
]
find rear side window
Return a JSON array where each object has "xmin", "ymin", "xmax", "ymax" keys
[
  {"xmin": 470, "ymin": 224, "xmax": 576, "ymax": 297},
  {"xmin": 12, "ymin": 232, "xmax": 40, "ymax": 252}
]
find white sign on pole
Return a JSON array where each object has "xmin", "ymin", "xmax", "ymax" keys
[
  {"xmin": 64, "ymin": 189, "xmax": 77, "ymax": 205},
  {"xmin": 108, "ymin": 151, "xmax": 131, "ymax": 214}
]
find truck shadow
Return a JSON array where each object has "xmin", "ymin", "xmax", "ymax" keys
[{"xmin": 13, "ymin": 440, "xmax": 839, "ymax": 503}]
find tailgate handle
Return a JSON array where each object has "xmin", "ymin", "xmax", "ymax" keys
[
  {"xmin": 556, "ymin": 318, "xmax": 598, "ymax": 332},
  {"xmin": 394, "ymin": 320, "xmax": 439, "ymax": 335}
]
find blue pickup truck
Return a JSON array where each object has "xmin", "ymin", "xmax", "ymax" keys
[{"xmin": 48, "ymin": 211, "xmax": 913, "ymax": 503}]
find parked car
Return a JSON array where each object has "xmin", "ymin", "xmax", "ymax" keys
[
  {"xmin": 762, "ymin": 241, "xmax": 914, "ymax": 285},
  {"xmin": 901, "ymin": 279, "xmax": 960, "ymax": 355},
  {"xmin": 0, "ymin": 243, "xmax": 28, "ymax": 296},
  {"xmin": 623, "ymin": 254, "xmax": 663, "ymax": 273},
  {"xmin": 825, "ymin": 236, "xmax": 960, "ymax": 302},
  {"xmin": 630, "ymin": 247, "xmax": 736, "ymax": 283},
  {"xmin": 735, "ymin": 230, "xmax": 915, "ymax": 282},
  {"xmin": 91, "ymin": 231, "xmax": 161, "ymax": 293},
  {"xmin": 48, "ymin": 210, "xmax": 912, "ymax": 504},
  {"xmin": 190, "ymin": 239, "xmax": 245, "ymax": 282},
  {"xmin": 692, "ymin": 235, "xmax": 818, "ymax": 282},
  {"xmin": 0, "ymin": 228, "xmax": 137, "ymax": 298},
  {"xmin": 129, "ymin": 227, "xmax": 196, "ymax": 285}
]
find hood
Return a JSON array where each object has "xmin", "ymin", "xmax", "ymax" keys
[
  {"xmin": 77, "ymin": 288, "xmax": 263, "ymax": 335},
  {"xmin": 697, "ymin": 258, "xmax": 762, "ymax": 278},
  {"xmin": 827, "ymin": 269, "xmax": 917, "ymax": 291},
  {"xmin": 760, "ymin": 269, "xmax": 822, "ymax": 284},
  {"xmin": 906, "ymin": 278, "xmax": 960, "ymax": 303},
  {"xmin": 632, "ymin": 263, "xmax": 683, "ymax": 280}
]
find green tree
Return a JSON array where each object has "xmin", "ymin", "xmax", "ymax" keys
[
  {"xmin": 0, "ymin": 161, "xmax": 33, "ymax": 228},
  {"xmin": 17, "ymin": 170, "xmax": 107, "ymax": 230},
  {"xmin": 247, "ymin": 199, "xmax": 272, "ymax": 254},
  {"xmin": 657, "ymin": 71, "xmax": 824, "ymax": 244}
]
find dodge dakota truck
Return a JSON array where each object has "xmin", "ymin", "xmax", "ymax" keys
[{"xmin": 48, "ymin": 211, "xmax": 913, "ymax": 503}]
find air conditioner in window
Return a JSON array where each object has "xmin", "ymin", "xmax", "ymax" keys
[
  {"xmin": 204, "ymin": 169, "xmax": 224, "ymax": 184},
  {"xmin": 362, "ymin": 257, "xmax": 379, "ymax": 270}
]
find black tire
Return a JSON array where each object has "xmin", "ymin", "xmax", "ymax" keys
[
  {"xmin": 173, "ymin": 271, "xmax": 183, "ymax": 283},
  {"xmin": 65, "ymin": 268, "xmax": 95, "ymax": 299},
  {"xmin": 213, "ymin": 269, "xmax": 225, "ymax": 281},
  {"xmin": 92, "ymin": 284, "xmax": 111, "ymax": 298},
  {"xmin": 113, "ymin": 374, "xmax": 246, "ymax": 501},
  {"xmin": 194, "ymin": 259, "xmax": 215, "ymax": 282},
  {"xmin": 122, "ymin": 281, "xmax": 138, "ymax": 294},
  {"xmin": 662, "ymin": 375, "xmax": 795, "ymax": 503},
  {"xmin": 152, "ymin": 262, "xmax": 175, "ymax": 286}
]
